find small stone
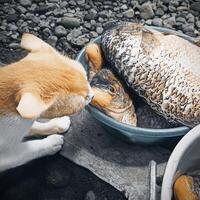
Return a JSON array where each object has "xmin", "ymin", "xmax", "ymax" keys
[
  {"xmin": 54, "ymin": 25, "xmax": 67, "ymax": 37},
  {"xmin": 152, "ymin": 18, "xmax": 163, "ymax": 26},
  {"xmin": 156, "ymin": 8, "xmax": 164, "ymax": 16},
  {"xmin": 69, "ymin": 0, "xmax": 76, "ymax": 6},
  {"xmin": 196, "ymin": 21, "xmax": 200, "ymax": 29},
  {"xmin": 90, "ymin": 31, "xmax": 98, "ymax": 38},
  {"xmin": 116, "ymin": 13, "xmax": 123, "ymax": 18},
  {"xmin": 84, "ymin": 9, "xmax": 97, "ymax": 20},
  {"xmin": 19, "ymin": 0, "xmax": 32, "ymax": 7},
  {"xmin": 16, "ymin": 5, "xmax": 27, "ymax": 14},
  {"xmin": 76, "ymin": 36, "xmax": 89, "ymax": 46},
  {"xmin": 123, "ymin": 9, "xmax": 134, "ymax": 18},
  {"xmin": 11, "ymin": 31, "xmax": 19, "ymax": 40},
  {"xmin": 35, "ymin": 4, "xmax": 55, "ymax": 14},
  {"xmin": 182, "ymin": 24, "xmax": 195, "ymax": 33},
  {"xmin": 140, "ymin": 2, "xmax": 154, "ymax": 20},
  {"xmin": 191, "ymin": 2, "xmax": 200, "ymax": 12},
  {"xmin": 96, "ymin": 27, "xmax": 103, "ymax": 34},
  {"xmin": 168, "ymin": 5, "xmax": 176, "ymax": 12},
  {"xmin": 98, "ymin": 17, "xmax": 104, "ymax": 23},
  {"xmin": 6, "ymin": 14, "xmax": 18, "ymax": 22},
  {"xmin": 53, "ymin": 8, "xmax": 65, "ymax": 17},
  {"xmin": 90, "ymin": 20, "xmax": 96, "ymax": 25},
  {"xmin": 60, "ymin": 17, "xmax": 81, "ymax": 28},
  {"xmin": 121, "ymin": 4, "xmax": 128, "ymax": 10},
  {"xmin": 98, "ymin": 11, "xmax": 108, "ymax": 18},
  {"xmin": 84, "ymin": 22, "xmax": 91, "ymax": 29},
  {"xmin": 47, "ymin": 35, "xmax": 58, "ymax": 47},
  {"xmin": 77, "ymin": 0, "xmax": 85, "ymax": 5},
  {"xmin": 8, "ymin": 24, "xmax": 18, "ymax": 31},
  {"xmin": 176, "ymin": 17, "xmax": 186, "ymax": 24},
  {"xmin": 43, "ymin": 28, "xmax": 52, "ymax": 37},
  {"xmin": 187, "ymin": 13, "xmax": 195, "ymax": 24},
  {"xmin": 39, "ymin": 21, "xmax": 49, "ymax": 29},
  {"xmin": 67, "ymin": 29, "xmax": 82, "ymax": 42},
  {"xmin": 145, "ymin": 19, "xmax": 152, "ymax": 25},
  {"xmin": 163, "ymin": 16, "xmax": 176, "ymax": 27},
  {"xmin": 9, "ymin": 43, "xmax": 20, "ymax": 49},
  {"xmin": 85, "ymin": 191, "xmax": 96, "ymax": 200}
]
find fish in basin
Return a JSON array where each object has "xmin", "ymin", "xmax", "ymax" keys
[
  {"xmin": 101, "ymin": 23, "xmax": 200, "ymax": 127},
  {"xmin": 85, "ymin": 43, "xmax": 137, "ymax": 126},
  {"xmin": 90, "ymin": 69, "xmax": 137, "ymax": 126},
  {"xmin": 174, "ymin": 175, "xmax": 200, "ymax": 200}
]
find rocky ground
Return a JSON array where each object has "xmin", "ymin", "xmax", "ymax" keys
[
  {"xmin": 0, "ymin": 0, "xmax": 200, "ymax": 60},
  {"xmin": 0, "ymin": 0, "xmax": 200, "ymax": 199}
]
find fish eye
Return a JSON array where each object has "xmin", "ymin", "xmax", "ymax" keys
[{"xmin": 109, "ymin": 85, "xmax": 115, "ymax": 93}]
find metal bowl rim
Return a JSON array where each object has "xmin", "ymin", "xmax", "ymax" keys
[{"xmin": 76, "ymin": 25, "xmax": 194, "ymax": 137}]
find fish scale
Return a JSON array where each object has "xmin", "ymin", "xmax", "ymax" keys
[{"xmin": 101, "ymin": 23, "xmax": 200, "ymax": 127}]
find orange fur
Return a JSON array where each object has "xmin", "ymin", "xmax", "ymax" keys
[{"xmin": 0, "ymin": 33, "xmax": 90, "ymax": 118}]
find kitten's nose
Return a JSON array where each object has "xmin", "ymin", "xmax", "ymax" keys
[{"xmin": 86, "ymin": 90, "xmax": 94, "ymax": 105}]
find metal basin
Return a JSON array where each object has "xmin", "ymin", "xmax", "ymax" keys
[
  {"xmin": 161, "ymin": 124, "xmax": 200, "ymax": 199},
  {"xmin": 76, "ymin": 26, "xmax": 192, "ymax": 144}
]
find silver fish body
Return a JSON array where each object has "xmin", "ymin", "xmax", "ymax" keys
[{"xmin": 101, "ymin": 23, "xmax": 200, "ymax": 127}]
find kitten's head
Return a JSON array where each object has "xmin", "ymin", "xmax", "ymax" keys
[{"xmin": 2, "ymin": 33, "xmax": 93, "ymax": 119}]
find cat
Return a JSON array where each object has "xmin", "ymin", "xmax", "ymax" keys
[{"xmin": 0, "ymin": 33, "xmax": 93, "ymax": 172}]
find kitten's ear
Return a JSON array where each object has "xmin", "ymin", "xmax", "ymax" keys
[
  {"xmin": 21, "ymin": 33, "xmax": 52, "ymax": 52},
  {"xmin": 16, "ymin": 93, "xmax": 50, "ymax": 119}
]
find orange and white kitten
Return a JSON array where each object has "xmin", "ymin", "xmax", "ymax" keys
[{"xmin": 0, "ymin": 33, "xmax": 93, "ymax": 172}]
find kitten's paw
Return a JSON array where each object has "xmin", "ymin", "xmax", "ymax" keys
[
  {"xmin": 51, "ymin": 116, "xmax": 71, "ymax": 133},
  {"xmin": 42, "ymin": 134, "xmax": 64, "ymax": 155}
]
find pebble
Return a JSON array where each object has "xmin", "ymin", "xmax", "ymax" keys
[
  {"xmin": 156, "ymin": 8, "xmax": 164, "ymax": 16},
  {"xmin": 191, "ymin": 2, "xmax": 200, "ymax": 12},
  {"xmin": 1, "ymin": 0, "xmax": 200, "ymax": 58},
  {"xmin": 54, "ymin": 25, "xmax": 67, "ymax": 37},
  {"xmin": 90, "ymin": 31, "xmax": 98, "ymax": 38},
  {"xmin": 9, "ymin": 43, "xmax": 20, "ymax": 49},
  {"xmin": 98, "ymin": 11, "xmax": 108, "ymax": 18},
  {"xmin": 47, "ymin": 35, "xmax": 58, "ymax": 47},
  {"xmin": 176, "ymin": 17, "xmax": 186, "ymax": 24},
  {"xmin": 152, "ymin": 18, "xmax": 163, "ymax": 26},
  {"xmin": 196, "ymin": 21, "xmax": 200, "ymax": 29},
  {"xmin": 76, "ymin": 35, "xmax": 89, "ymax": 46},
  {"xmin": 16, "ymin": 5, "xmax": 27, "ymax": 14},
  {"xmin": 60, "ymin": 17, "xmax": 81, "ymax": 28},
  {"xmin": 123, "ymin": 9, "xmax": 134, "ymax": 18},
  {"xmin": 163, "ymin": 16, "xmax": 176, "ymax": 27},
  {"xmin": 121, "ymin": 5, "xmax": 128, "ymax": 10},
  {"xmin": 6, "ymin": 14, "xmax": 19, "ymax": 23},
  {"xmin": 19, "ymin": 0, "xmax": 32, "ymax": 7},
  {"xmin": 140, "ymin": 2, "xmax": 154, "ymax": 20},
  {"xmin": 84, "ymin": 9, "xmax": 97, "ymax": 20},
  {"xmin": 85, "ymin": 191, "xmax": 96, "ymax": 200},
  {"xmin": 182, "ymin": 24, "xmax": 195, "ymax": 33},
  {"xmin": 43, "ymin": 27, "xmax": 52, "ymax": 37},
  {"xmin": 96, "ymin": 27, "xmax": 103, "ymax": 34}
]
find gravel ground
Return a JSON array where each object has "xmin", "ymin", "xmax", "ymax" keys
[
  {"xmin": 0, "ymin": 0, "xmax": 200, "ymax": 199},
  {"xmin": 0, "ymin": 0, "xmax": 200, "ymax": 60}
]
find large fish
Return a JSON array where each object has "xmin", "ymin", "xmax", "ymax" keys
[
  {"xmin": 101, "ymin": 23, "xmax": 200, "ymax": 127},
  {"xmin": 174, "ymin": 175, "xmax": 200, "ymax": 200},
  {"xmin": 85, "ymin": 43, "xmax": 137, "ymax": 126}
]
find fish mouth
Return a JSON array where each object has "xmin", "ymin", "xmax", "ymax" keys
[{"xmin": 90, "ymin": 69, "xmax": 135, "ymax": 115}]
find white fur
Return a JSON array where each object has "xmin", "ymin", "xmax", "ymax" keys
[
  {"xmin": 30, "ymin": 116, "xmax": 71, "ymax": 135},
  {"xmin": 0, "ymin": 115, "xmax": 70, "ymax": 172},
  {"xmin": 16, "ymin": 92, "xmax": 52, "ymax": 119}
]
